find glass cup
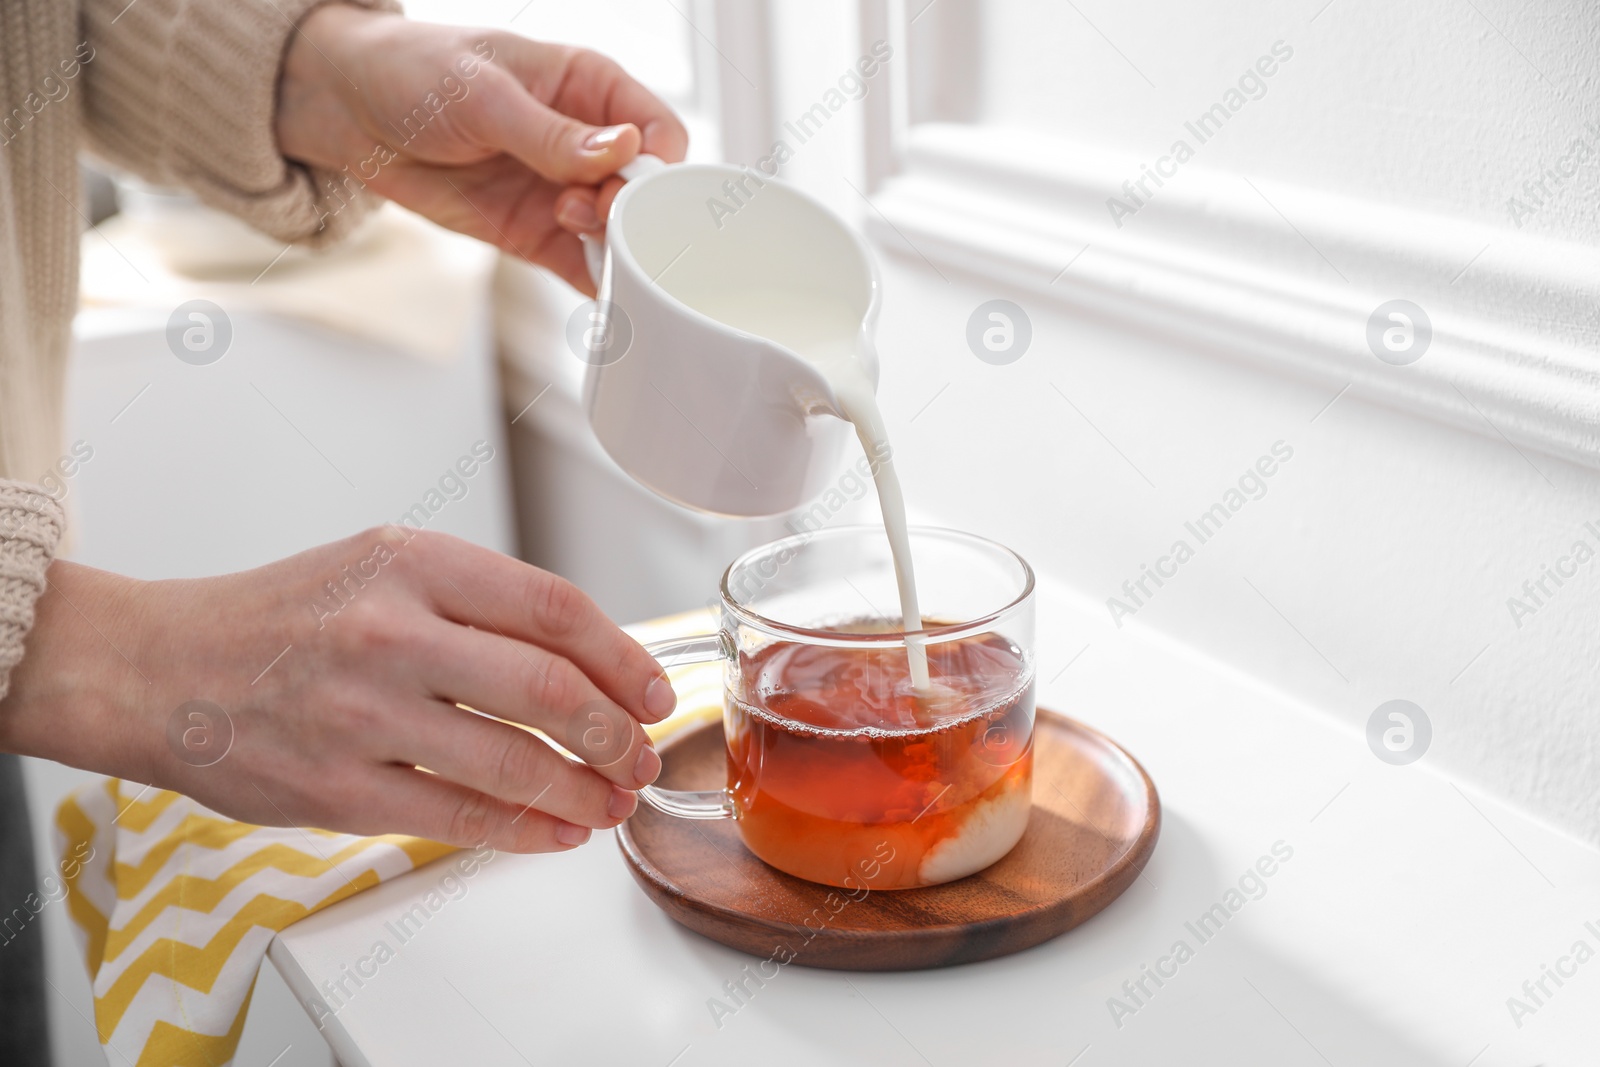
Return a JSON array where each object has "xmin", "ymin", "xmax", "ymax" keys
[{"xmin": 640, "ymin": 526, "xmax": 1036, "ymax": 890}]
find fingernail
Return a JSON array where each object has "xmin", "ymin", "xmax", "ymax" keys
[
  {"xmin": 644, "ymin": 675, "xmax": 677, "ymax": 719},
  {"xmin": 556, "ymin": 197, "xmax": 600, "ymax": 231},
  {"xmin": 556, "ymin": 822, "xmax": 591, "ymax": 847},
  {"xmin": 633, "ymin": 744, "xmax": 661, "ymax": 786},
  {"xmin": 582, "ymin": 124, "xmax": 628, "ymax": 152},
  {"xmin": 607, "ymin": 785, "xmax": 637, "ymax": 821}
]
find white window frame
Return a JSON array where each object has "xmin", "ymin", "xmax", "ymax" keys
[{"xmin": 848, "ymin": 0, "xmax": 1600, "ymax": 469}]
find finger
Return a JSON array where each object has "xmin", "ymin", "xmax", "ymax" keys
[
  {"xmin": 592, "ymin": 176, "xmax": 628, "ymax": 228},
  {"xmin": 554, "ymin": 177, "xmax": 628, "ymax": 252},
  {"xmin": 502, "ymin": 42, "xmax": 689, "ymax": 164},
  {"xmin": 538, "ymin": 228, "xmax": 597, "ymax": 296},
  {"xmin": 554, "ymin": 187, "xmax": 602, "ymax": 235},
  {"xmin": 386, "ymin": 699, "xmax": 637, "ymax": 829},
  {"xmin": 415, "ymin": 619, "xmax": 661, "ymax": 789},
  {"xmin": 461, "ymin": 65, "xmax": 644, "ymax": 186},
  {"xmin": 362, "ymin": 764, "xmax": 593, "ymax": 854},
  {"xmin": 561, "ymin": 49, "xmax": 689, "ymax": 161},
  {"xmin": 409, "ymin": 533, "xmax": 676, "ymax": 722}
]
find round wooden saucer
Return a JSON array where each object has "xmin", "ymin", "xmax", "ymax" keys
[{"xmin": 616, "ymin": 707, "xmax": 1159, "ymax": 970}]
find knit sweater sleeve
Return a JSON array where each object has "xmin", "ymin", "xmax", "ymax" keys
[
  {"xmin": 0, "ymin": 483, "xmax": 64, "ymax": 703},
  {"xmin": 78, "ymin": 0, "xmax": 402, "ymax": 246}
]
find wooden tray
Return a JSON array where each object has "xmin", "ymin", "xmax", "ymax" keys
[{"xmin": 616, "ymin": 707, "xmax": 1159, "ymax": 970}]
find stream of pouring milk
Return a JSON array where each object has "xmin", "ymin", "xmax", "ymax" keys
[
  {"xmin": 807, "ymin": 335, "xmax": 932, "ymax": 692},
  {"xmin": 690, "ymin": 290, "xmax": 931, "ymax": 691}
]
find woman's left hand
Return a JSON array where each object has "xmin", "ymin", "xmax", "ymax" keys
[{"xmin": 274, "ymin": 6, "xmax": 688, "ymax": 294}]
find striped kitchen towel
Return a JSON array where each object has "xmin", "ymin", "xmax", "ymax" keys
[{"xmin": 55, "ymin": 782, "xmax": 454, "ymax": 1066}]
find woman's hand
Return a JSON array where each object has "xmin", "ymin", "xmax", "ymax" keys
[
  {"xmin": 274, "ymin": 6, "xmax": 689, "ymax": 294},
  {"xmin": 0, "ymin": 528, "xmax": 677, "ymax": 853}
]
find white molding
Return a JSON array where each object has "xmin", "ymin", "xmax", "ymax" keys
[{"xmin": 862, "ymin": 124, "xmax": 1600, "ymax": 469}]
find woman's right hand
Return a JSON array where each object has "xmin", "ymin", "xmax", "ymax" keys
[{"xmin": 0, "ymin": 527, "xmax": 676, "ymax": 852}]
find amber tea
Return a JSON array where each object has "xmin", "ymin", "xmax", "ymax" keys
[{"xmin": 724, "ymin": 622, "xmax": 1034, "ymax": 890}]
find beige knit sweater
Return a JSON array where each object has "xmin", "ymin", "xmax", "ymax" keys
[{"xmin": 0, "ymin": 0, "xmax": 391, "ymax": 700}]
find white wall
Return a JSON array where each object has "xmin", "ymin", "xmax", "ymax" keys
[
  {"xmin": 941, "ymin": 0, "xmax": 1600, "ymax": 246},
  {"xmin": 745, "ymin": 0, "xmax": 1600, "ymax": 848},
  {"xmin": 868, "ymin": 252, "xmax": 1600, "ymax": 846}
]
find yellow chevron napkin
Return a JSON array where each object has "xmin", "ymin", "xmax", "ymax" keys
[
  {"xmin": 55, "ymin": 783, "xmax": 456, "ymax": 1066},
  {"xmin": 55, "ymin": 609, "xmax": 722, "ymax": 1067}
]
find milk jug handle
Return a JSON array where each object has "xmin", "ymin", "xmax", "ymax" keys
[{"xmin": 581, "ymin": 153, "xmax": 668, "ymax": 288}]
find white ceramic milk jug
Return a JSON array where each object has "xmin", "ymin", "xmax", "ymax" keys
[{"xmin": 581, "ymin": 155, "xmax": 881, "ymax": 517}]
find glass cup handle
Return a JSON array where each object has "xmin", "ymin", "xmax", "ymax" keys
[{"xmin": 637, "ymin": 633, "xmax": 735, "ymax": 821}]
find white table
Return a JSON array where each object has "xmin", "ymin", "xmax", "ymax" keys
[{"xmin": 271, "ymin": 578, "xmax": 1600, "ymax": 1066}]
